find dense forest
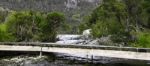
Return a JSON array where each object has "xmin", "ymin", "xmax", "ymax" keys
[
  {"xmin": 0, "ymin": 0, "xmax": 150, "ymax": 48},
  {"xmin": 0, "ymin": 0, "xmax": 100, "ymax": 33},
  {"xmin": 79, "ymin": 0, "xmax": 150, "ymax": 47}
]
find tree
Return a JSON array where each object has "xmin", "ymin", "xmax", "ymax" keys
[
  {"xmin": 5, "ymin": 11, "xmax": 65, "ymax": 42},
  {"xmin": 142, "ymin": 0, "xmax": 150, "ymax": 28},
  {"xmin": 90, "ymin": 0, "xmax": 126, "ymax": 35},
  {"xmin": 0, "ymin": 7, "xmax": 9, "ymax": 23},
  {"xmin": 123, "ymin": 0, "xmax": 144, "ymax": 31},
  {"xmin": 6, "ymin": 11, "xmax": 44, "ymax": 42},
  {"xmin": 40, "ymin": 12, "xmax": 65, "ymax": 42},
  {"xmin": 83, "ymin": 0, "xmax": 136, "ymax": 44}
]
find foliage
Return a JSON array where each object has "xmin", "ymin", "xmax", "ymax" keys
[
  {"xmin": 89, "ymin": 0, "xmax": 128, "ymax": 43},
  {"xmin": 0, "ymin": 7, "xmax": 9, "ymax": 23},
  {"xmin": 78, "ymin": 22, "xmax": 88, "ymax": 34},
  {"xmin": 40, "ymin": 12, "xmax": 65, "ymax": 42},
  {"xmin": 78, "ymin": 15, "xmax": 91, "ymax": 33},
  {"xmin": 4, "ymin": 11, "xmax": 65, "ymax": 42},
  {"xmin": 0, "ymin": 24, "xmax": 14, "ymax": 42},
  {"xmin": 80, "ymin": 0, "xmax": 150, "ymax": 46},
  {"xmin": 133, "ymin": 32, "xmax": 150, "ymax": 48},
  {"xmin": 92, "ymin": 20, "xmax": 124, "ymax": 38},
  {"xmin": 142, "ymin": 0, "xmax": 150, "ymax": 28},
  {"xmin": 6, "ymin": 11, "xmax": 44, "ymax": 42}
]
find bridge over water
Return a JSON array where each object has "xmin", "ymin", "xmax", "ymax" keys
[{"xmin": 0, "ymin": 42, "xmax": 150, "ymax": 61}]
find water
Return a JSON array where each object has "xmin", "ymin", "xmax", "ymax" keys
[
  {"xmin": 56, "ymin": 34, "xmax": 84, "ymax": 44},
  {"xmin": 0, "ymin": 52, "xmax": 150, "ymax": 66},
  {"xmin": 0, "ymin": 34, "xmax": 149, "ymax": 66}
]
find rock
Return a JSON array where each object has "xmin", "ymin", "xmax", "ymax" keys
[
  {"xmin": 97, "ymin": 35, "xmax": 114, "ymax": 46},
  {"xmin": 82, "ymin": 29, "xmax": 92, "ymax": 40}
]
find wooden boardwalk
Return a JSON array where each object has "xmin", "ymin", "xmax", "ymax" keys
[{"xmin": 0, "ymin": 42, "xmax": 150, "ymax": 61}]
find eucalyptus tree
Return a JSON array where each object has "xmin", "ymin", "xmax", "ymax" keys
[
  {"xmin": 82, "ymin": 0, "xmax": 139, "ymax": 43},
  {"xmin": 40, "ymin": 12, "xmax": 65, "ymax": 42},
  {"xmin": 142, "ymin": 0, "xmax": 150, "ymax": 29},
  {"xmin": 6, "ymin": 11, "xmax": 44, "ymax": 42},
  {"xmin": 90, "ymin": 0, "xmax": 126, "ymax": 36},
  {"xmin": 123, "ymin": 0, "xmax": 144, "ymax": 32}
]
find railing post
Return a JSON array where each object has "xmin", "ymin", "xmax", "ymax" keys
[
  {"xmin": 39, "ymin": 43, "xmax": 42, "ymax": 57},
  {"xmin": 91, "ymin": 55, "xmax": 93, "ymax": 63},
  {"xmin": 136, "ymin": 48, "xmax": 139, "ymax": 55},
  {"xmin": 86, "ymin": 54, "xmax": 88, "ymax": 63},
  {"xmin": 40, "ymin": 47, "xmax": 42, "ymax": 57}
]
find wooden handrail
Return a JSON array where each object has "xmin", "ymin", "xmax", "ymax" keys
[{"xmin": 0, "ymin": 42, "xmax": 149, "ymax": 52}]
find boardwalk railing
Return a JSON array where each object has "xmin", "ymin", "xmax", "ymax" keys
[{"xmin": 0, "ymin": 42, "xmax": 150, "ymax": 53}]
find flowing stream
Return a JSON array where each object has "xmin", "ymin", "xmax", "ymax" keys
[{"xmin": 0, "ymin": 52, "xmax": 149, "ymax": 66}]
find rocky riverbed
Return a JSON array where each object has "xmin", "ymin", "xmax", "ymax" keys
[
  {"xmin": 0, "ymin": 55, "xmax": 84, "ymax": 66},
  {"xmin": 0, "ymin": 53, "xmax": 150, "ymax": 66}
]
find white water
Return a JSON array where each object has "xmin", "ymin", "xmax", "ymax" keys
[
  {"xmin": 56, "ymin": 34, "xmax": 85, "ymax": 44},
  {"xmin": 56, "ymin": 34, "xmax": 82, "ymax": 41},
  {"xmin": 56, "ymin": 29, "xmax": 92, "ymax": 44}
]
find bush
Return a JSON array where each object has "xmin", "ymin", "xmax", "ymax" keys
[
  {"xmin": 78, "ymin": 15, "xmax": 91, "ymax": 34},
  {"xmin": 6, "ymin": 11, "xmax": 44, "ymax": 42},
  {"xmin": 0, "ymin": 24, "xmax": 14, "ymax": 42},
  {"xmin": 91, "ymin": 19, "xmax": 124, "ymax": 38},
  {"xmin": 40, "ymin": 12, "xmax": 65, "ymax": 42},
  {"xmin": 4, "ymin": 11, "xmax": 65, "ymax": 42},
  {"xmin": 134, "ymin": 32, "xmax": 150, "ymax": 48},
  {"xmin": 78, "ymin": 23, "xmax": 88, "ymax": 34}
]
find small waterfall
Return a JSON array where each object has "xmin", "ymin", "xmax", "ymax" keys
[
  {"xmin": 56, "ymin": 34, "xmax": 84, "ymax": 44},
  {"xmin": 55, "ymin": 29, "xmax": 99, "ymax": 45}
]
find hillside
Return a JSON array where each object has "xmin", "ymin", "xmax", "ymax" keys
[{"xmin": 0, "ymin": 0, "xmax": 101, "ymax": 25}]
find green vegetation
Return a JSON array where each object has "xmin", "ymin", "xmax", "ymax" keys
[
  {"xmin": 0, "ymin": 24, "xmax": 14, "ymax": 42},
  {"xmin": 0, "ymin": 0, "xmax": 150, "ymax": 48},
  {"xmin": 0, "ymin": 7, "xmax": 8, "ymax": 23},
  {"xmin": 79, "ymin": 0, "xmax": 150, "ymax": 47},
  {"xmin": 0, "ymin": 11, "xmax": 65, "ymax": 42},
  {"xmin": 6, "ymin": 11, "xmax": 43, "ymax": 41},
  {"xmin": 40, "ymin": 12, "xmax": 65, "ymax": 42},
  {"xmin": 133, "ymin": 32, "xmax": 150, "ymax": 48}
]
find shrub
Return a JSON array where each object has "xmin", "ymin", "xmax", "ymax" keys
[
  {"xmin": 5, "ymin": 11, "xmax": 65, "ymax": 42},
  {"xmin": 6, "ymin": 11, "xmax": 44, "ymax": 42},
  {"xmin": 134, "ymin": 32, "xmax": 150, "ymax": 48},
  {"xmin": 91, "ymin": 19, "xmax": 124, "ymax": 38},
  {"xmin": 0, "ymin": 24, "xmax": 14, "ymax": 42},
  {"xmin": 40, "ymin": 12, "xmax": 65, "ymax": 42}
]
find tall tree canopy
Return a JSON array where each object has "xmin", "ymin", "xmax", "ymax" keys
[
  {"xmin": 41, "ymin": 12, "xmax": 65, "ymax": 42},
  {"xmin": 5, "ymin": 11, "xmax": 65, "ymax": 42},
  {"xmin": 79, "ymin": 0, "xmax": 150, "ymax": 47},
  {"xmin": 6, "ymin": 11, "xmax": 44, "ymax": 41}
]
